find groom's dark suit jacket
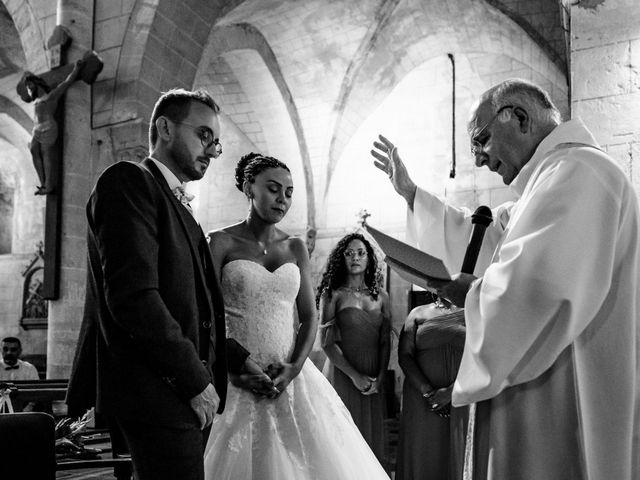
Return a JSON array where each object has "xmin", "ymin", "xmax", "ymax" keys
[{"xmin": 67, "ymin": 158, "xmax": 247, "ymax": 428}]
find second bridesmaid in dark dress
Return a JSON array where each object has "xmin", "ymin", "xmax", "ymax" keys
[
  {"xmin": 396, "ymin": 302, "xmax": 467, "ymax": 480},
  {"xmin": 316, "ymin": 233, "xmax": 391, "ymax": 463}
]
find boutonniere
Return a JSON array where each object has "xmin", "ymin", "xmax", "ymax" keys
[{"xmin": 172, "ymin": 186, "xmax": 195, "ymax": 205}]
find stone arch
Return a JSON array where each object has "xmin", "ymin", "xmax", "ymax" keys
[
  {"xmin": 110, "ymin": 0, "xmax": 160, "ymax": 124},
  {"xmin": 0, "ymin": 0, "xmax": 46, "ymax": 256},
  {"xmin": 325, "ymin": 0, "xmax": 568, "ymax": 199},
  {"xmin": 111, "ymin": 0, "xmax": 246, "ymax": 126},
  {"xmin": 0, "ymin": 137, "xmax": 43, "ymax": 254},
  {"xmin": 487, "ymin": 0, "xmax": 568, "ymax": 75},
  {"xmin": 0, "ymin": 95, "xmax": 33, "ymax": 132},
  {"xmin": 196, "ymin": 22, "xmax": 315, "ymax": 229},
  {"xmin": 1, "ymin": 0, "xmax": 49, "ymax": 73},
  {"xmin": 0, "ymin": 96, "xmax": 36, "ymax": 255}
]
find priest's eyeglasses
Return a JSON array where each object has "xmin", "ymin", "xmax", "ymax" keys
[
  {"xmin": 343, "ymin": 249, "xmax": 368, "ymax": 259},
  {"xmin": 173, "ymin": 121, "xmax": 223, "ymax": 156},
  {"xmin": 470, "ymin": 105, "xmax": 514, "ymax": 157}
]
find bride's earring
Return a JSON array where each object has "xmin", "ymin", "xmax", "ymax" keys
[{"xmin": 243, "ymin": 180, "xmax": 254, "ymax": 200}]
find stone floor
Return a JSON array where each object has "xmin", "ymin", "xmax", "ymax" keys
[
  {"xmin": 52, "ymin": 417, "xmax": 400, "ymax": 480},
  {"xmin": 55, "ymin": 469, "xmax": 395, "ymax": 480},
  {"xmin": 56, "ymin": 428, "xmax": 126, "ymax": 480}
]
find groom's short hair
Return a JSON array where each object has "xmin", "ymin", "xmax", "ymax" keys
[{"xmin": 148, "ymin": 88, "xmax": 220, "ymax": 148}]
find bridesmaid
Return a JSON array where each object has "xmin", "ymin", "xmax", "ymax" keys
[
  {"xmin": 316, "ymin": 233, "xmax": 391, "ymax": 463},
  {"xmin": 396, "ymin": 301, "xmax": 467, "ymax": 480}
]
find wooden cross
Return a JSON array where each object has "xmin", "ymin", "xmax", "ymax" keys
[{"xmin": 15, "ymin": 25, "xmax": 103, "ymax": 299}]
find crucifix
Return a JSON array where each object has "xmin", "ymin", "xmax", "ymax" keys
[
  {"xmin": 16, "ymin": 25, "xmax": 103, "ymax": 299},
  {"xmin": 356, "ymin": 208, "xmax": 372, "ymax": 227}
]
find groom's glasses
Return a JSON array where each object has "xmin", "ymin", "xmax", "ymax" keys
[
  {"xmin": 343, "ymin": 249, "xmax": 368, "ymax": 259},
  {"xmin": 173, "ymin": 121, "xmax": 223, "ymax": 157}
]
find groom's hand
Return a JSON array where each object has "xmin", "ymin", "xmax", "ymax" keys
[
  {"xmin": 189, "ymin": 383, "xmax": 219, "ymax": 429},
  {"xmin": 229, "ymin": 372, "xmax": 276, "ymax": 396}
]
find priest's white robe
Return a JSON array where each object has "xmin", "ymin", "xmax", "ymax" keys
[{"xmin": 407, "ymin": 119, "xmax": 640, "ymax": 480}]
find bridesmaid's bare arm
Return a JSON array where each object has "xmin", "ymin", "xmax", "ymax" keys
[
  {"xmin": 398, "ymin": 321, "xmax": 434, "ymax": 397},
  {"xmin": 368, "ymin": 291, "xmax": 391, "ymax": 395}
]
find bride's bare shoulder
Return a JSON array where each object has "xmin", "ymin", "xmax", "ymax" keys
[
  {"xmin": 207, "ymin": 222, "xmax": 244, "ymax": 240},
  {"xmin": 207, "ymin": 224, "xmax": 248, "ymax": 258}
]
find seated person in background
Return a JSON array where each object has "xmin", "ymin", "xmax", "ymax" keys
[
  {"xmin": 1, "ymin": 337, "xmax": 39, "ymax": 381},
  {"xmin": 316, "ymin": 233, "xmax": 391, "ymax": 463},
  {"xmin": 1, "ymin": 337, "xmax": 40, "ymax": 411}
]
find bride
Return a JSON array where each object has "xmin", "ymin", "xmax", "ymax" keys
[{"xmin": 204, "ymin": 153, "xmax": 389, "ymax": 479}]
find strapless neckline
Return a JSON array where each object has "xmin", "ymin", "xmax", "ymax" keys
[
  {"xmin": 220, "ymin": 257, "xmax": 300, "ymax": 367},
  {"xmin": 223, "ymin": 258, "xmax": 299, "ymax": 274}
]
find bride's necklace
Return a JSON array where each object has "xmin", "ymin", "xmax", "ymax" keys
[
  {"xmin": 257, "ymin": 240, "xmax": 268, "ymax": 256},
  {"xmin": 246, "ymin": 222, "xmax": 270, "ymax": 255}
]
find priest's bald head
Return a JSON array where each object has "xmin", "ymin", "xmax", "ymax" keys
[{"xmin": 468, "ymin": 79, "xmax": 562, "ymax": 185}]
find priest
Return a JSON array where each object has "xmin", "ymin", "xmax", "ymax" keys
[{"xmin": 371, "ymin": 78, "xmax": 640, "ymax": 480}]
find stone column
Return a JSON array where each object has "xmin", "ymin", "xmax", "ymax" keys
[{"xmin": 46, "ymin": 0, "xmax": 94, "ymax": 379}]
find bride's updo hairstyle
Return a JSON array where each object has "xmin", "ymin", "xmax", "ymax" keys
[{"xmin": 235, "ymin": 152, "xmax": 290, "ymax": 192}]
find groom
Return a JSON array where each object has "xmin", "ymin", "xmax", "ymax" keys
[{"xmin": 67, "ymin": 88, "xmax": 264, "ymax": 480}]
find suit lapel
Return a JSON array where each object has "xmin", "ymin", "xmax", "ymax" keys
[
  {"xmin": 141, "ymin": 159, "xmax": 228, "ymax": 392},
  {"xmin": 141, "ymin": 159, "xmax": 213, "ymax": 310}
]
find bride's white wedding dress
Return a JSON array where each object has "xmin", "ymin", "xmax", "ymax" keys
[{"xmin": 204, "ymin": 259, "xmax": 389, "ymax": 479}]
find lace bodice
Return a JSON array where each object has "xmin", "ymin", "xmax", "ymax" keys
[{"xmin": 221, "ymin": 259, "xmax": 300, "ymax": 366}]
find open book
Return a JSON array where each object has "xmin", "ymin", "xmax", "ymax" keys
[
  {"xmin": 367, "ymin": 225, "xmax": 466, "ymax": 325},
  {"xmin": 366, "ymin": 225, "xmax": 451, "ymax": 290}
]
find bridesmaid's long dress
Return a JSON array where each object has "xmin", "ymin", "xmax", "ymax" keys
[
  {"xmin": 322, "ymin": 306, "xmax": 386, "ymax": 462},
  {"xmin": 396, "ymin": 313, "xmax": 467, "ymax": 480}
]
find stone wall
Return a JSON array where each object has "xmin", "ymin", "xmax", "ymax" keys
[{"xmin": 571, "ymin": 0, "xmax": 640, "ymax": 195}]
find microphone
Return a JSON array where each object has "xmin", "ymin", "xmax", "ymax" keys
[{"xmin": 460, "ymin": 205, "xmax": 493, "ymax": 275}]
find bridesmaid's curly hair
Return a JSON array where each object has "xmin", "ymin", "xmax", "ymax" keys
[
  {"xmin": 235, "ymin": 152, "xmax": 290, "ymax": 192},
  {"xmin": 315, "ymin": 233, "xmax": 382, "ymax": 309}
]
